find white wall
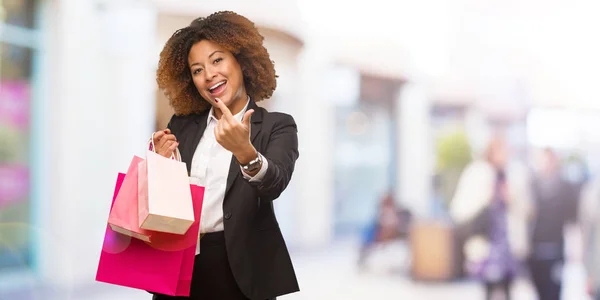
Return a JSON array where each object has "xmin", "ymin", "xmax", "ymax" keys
[
  {"xmin": 396, "ymin": 83, "xmax": 433, "ymax": 217},
  {"xmin": 259, "ymin": 31, "xmax": 303, "ymax": 247},
  {"xmin": 37, "ymin": 0, "xmax": 158, "ymax": 289},
  {"xmin": 291, "ymin": 41, "xmax": 336, "ymax": 248},
  {"xmin": 151, "ymin": 0, "xmax": 305, "ymax": 43}
]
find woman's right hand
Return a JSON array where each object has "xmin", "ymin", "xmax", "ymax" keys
[{"xmin": 152, "ymin": 129, "xmax": 179, "ymax": 158}]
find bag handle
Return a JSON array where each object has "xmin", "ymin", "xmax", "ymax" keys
[{"xmin": 148, "ymin": 132, "xmax": 181, "ymax": 161}]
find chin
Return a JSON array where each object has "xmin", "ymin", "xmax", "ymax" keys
[
  {"xmin": 219, "ymin": 97, "xmax": 233, "ymax": 107},
  {"xmin": 205, "ymin": 95, "xmax": 224, "ymax": 106}
]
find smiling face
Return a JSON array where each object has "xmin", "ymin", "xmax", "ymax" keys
[{"xmin": 188, "ymin": 39, "xmax": 247, "ymax": 116}]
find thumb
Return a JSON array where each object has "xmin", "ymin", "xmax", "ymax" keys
[{"xmin": 242, "ymin": 109, "xmax": 254, "ymax": 127}]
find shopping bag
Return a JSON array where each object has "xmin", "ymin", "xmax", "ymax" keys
[
  {"xmin": 149, "ymin": 183, "xmax": 206, "ymax": 295},
  {"xmin": 96, "ymin": 174, "xmax": 205, "ymax": 296},
  {"xmin": 138, "ymin": 134, "xmax": 194, "ymax": 235},
  {"xmin": 107, "ymin": 156, "xmax": 153, "ymax": 242}
]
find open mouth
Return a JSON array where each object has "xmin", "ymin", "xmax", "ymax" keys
[{"xmin": 208, "ymin": 81, "xmax": 227, "ymax": 96}]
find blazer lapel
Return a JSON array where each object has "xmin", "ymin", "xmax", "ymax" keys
[
  {"xmin": 181, "ymin": 111, "xmax": 209, "ymax": 174},
  {"xmin": 224, "ymin": 100, "xmax": 263, "ymax": 197},
  {"xmin": 249, "ymin": 101, "xmax": 262, "ymax": 143}
]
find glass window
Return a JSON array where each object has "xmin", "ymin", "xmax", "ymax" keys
[
  {"xmin": 333, "ymin": 103, "xmax": 393, "ymax": 236},
  {"xmin": 1, "ymin": 0, "xmax": 36, "ymax": 29},
  {"xmin": 0, "ymin": 41, "xmax": 33, "ymax": 270}
]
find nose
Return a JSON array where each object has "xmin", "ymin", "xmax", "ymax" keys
[{"xmin": 204, "ymin": 66, "xmax": 216, "ymax": 82}]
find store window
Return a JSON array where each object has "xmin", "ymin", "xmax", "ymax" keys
[
  {"xmin": 0, "ymin": 2, "xmax": 39, "ymax": 271},
  {"xmin": 1, "ymin": 0, "xmax": 37, "ymax": 28}
]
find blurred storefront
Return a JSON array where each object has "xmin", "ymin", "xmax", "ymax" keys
[
  {"xmin": 8, "ymin": 0, "xmax": 599, "ymax": 296},
  {"xmin": 332, "ymin": 73, "xmax": 404, "ymax": 235},
  {"xmin": 0, "ymin": 3, "xmax": 438, "ymax": 293},
  {"xmin": 0, "ymin": 0, "xmax": 39, "ymax": 276}
]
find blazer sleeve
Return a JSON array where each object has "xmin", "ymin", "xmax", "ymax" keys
[{"xmin": 247, "ymin": 113, "xmax": 299, "ymax": 202}]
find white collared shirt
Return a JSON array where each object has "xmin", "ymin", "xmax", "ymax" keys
[{"xmin": 189, "ymin": 98, "xmax": 268, "ymax": 254}]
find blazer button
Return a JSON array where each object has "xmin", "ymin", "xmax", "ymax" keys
[{"xmin": 224, "ymin": 212, "xmax": 232, "ymax": 220}]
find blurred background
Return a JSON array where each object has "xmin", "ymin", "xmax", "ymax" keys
[{"xmin": 1, "ymin": 0, "xmax": 600, "ymax": 299}]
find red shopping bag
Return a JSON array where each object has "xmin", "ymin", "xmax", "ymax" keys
[
  {"xmin": 96, "ymin": 173, "xmax": 205, "ymax": 296},
  {"xmin": 107, "ymin": 156, "xmax": 153, "ymax": 242}
]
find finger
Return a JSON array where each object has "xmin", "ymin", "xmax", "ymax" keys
[
  {"xmin": 156, "ymin": 134, "xmax": 176, "ymax": 150},
  {"xmin": 151, "ymin": 131, "xmax": 166, "ymax": 151},
  {"xmin": 160, "ymin": 140, "xmax": 175, "ymax": 152},
  {"xmin": 168, "ymin": 141, "xmax": 179, "ymax": 154},
  {"xmin": 220, "ymin": 118, "xmax": 232, "ymax": 133},
  {"xmin": 219, "ymin": 118, "xmax": 231, "ymax": 134},
  {"xmin": 241, "ymin": 109, "xmax": 254, "ymax": 128},
  {"xmin": 218, "ymin": 121, "xmax": 229, "ymax": 144},
  {"xmin": 153, "ymin": 131, "xmax": 166, "ymax": 142},
  {"xmin": 169, "ymin": 142, "xmax": 180, "ymax": 160},
  {"xmin": 160, "ymin": 134, "xmax": 177, "ymax": 143},
  {"xmin": 156, "ymin": 141, "xmax": 175, "ymax": 158},
  {"xmin": 214, "ymin": 98, "xmax": 234, "ymax": 123},
  {"xmin": 215, "ymin": 121, "xmax": 224, "ymax": 139}
]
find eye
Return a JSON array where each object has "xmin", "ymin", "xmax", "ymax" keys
[
  {"xmin": 192, "ymin": 68, "xmax": 203, "ymax": 75},
  {"xmin": 213, "ymin": 57, "xmax": 223, "ymax": 64}
]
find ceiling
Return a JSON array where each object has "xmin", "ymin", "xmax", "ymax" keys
[
  {"xmin": 298, "ymin": 0, "xmax": 600, "ymax": 110},
  {"xmin": 150, "ymin": 0, "xmax": 600, "ymax": 111}
]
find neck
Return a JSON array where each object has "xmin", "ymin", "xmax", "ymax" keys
[{"xmin": 214, "ymin": 94, "xmax": 248, "ymax": 119}]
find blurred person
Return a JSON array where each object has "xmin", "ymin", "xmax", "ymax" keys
[
  {"xmin": 528, "ymin": 149, "xmax": 580, "ymax": 300},
  {"xmin": 579, "ymin": 171, "xmax": 600, "ymax": 299},
  {"xmin": 150, "ymin": 11, "xmax": 299, "ymax": 300},
  {"xmin": 450, "ymin": 136, "xmax": 531, "ymax": 300},
  {"xmin": 357, "ymin": 192, "xmax": 411, "ymax": 270}
]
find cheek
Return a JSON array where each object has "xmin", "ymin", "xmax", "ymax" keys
[
  {"xmin": 233, "ymin": 70, "xmax": 245, "ymax": 91},
  {"xmin": 227, "ymin": 62, "xmax": 244, "ymax": 84},
  {"xmin": 192, "ymin": 78, "xmax": 205, "ymax": 93},
  {"xmin": 192, "ymin": 79, "xmax": 212, "ymax": 102}
]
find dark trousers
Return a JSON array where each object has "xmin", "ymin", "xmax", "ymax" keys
[
  {"xmin": 152, "ymin": 232, "xmax": 275, "ymax": 300},
  {"xmin": 528, "ymin": 259, "xmax": 562, "ymax": 300},
  {"xmin": 484, "ymin": 278, "xmax": 512, "ymax": 300}
]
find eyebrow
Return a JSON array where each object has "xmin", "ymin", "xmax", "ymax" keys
[
  {"xmin": 190, "ymin": 50, "xmax": 225, "ymax": 68},
  {"xmin": 209, "ymin": 50, "xmax": 224, "ymax": 59}
]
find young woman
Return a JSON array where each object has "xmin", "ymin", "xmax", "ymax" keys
[{"xmin": 151, "ymin": 11, "xmax": 299, "ymax": 300}]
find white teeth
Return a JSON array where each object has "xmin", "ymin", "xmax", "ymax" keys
[{"xmin": 209, "ymin": 81, "xmax": 226, "ymax": 91}]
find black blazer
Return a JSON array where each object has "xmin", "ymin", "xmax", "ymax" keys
[{"xmin": 167, "ymin": 100, "xmax": 300, "ymax": 299}]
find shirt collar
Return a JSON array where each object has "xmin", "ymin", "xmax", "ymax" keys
[{"xmin": 207, "ymin": 96, "xmax": 250, "ymax": 125}]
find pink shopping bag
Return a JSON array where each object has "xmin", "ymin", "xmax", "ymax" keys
[
  {"xmin": 107, "ymin": 156, "xmax": 153, "ymax": 242},
  {"xmin": 96, "ymin": 173, "xmax": 205, "ymax": 296}
]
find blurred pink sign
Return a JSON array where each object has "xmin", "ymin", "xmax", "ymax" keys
[
  {"xmin": 0, "ymin": 81, "xmax": 30, "ymax": 129},
  {"xmin": 0, "ymin": 165, "xmax": 29, "ymax": 208}
]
